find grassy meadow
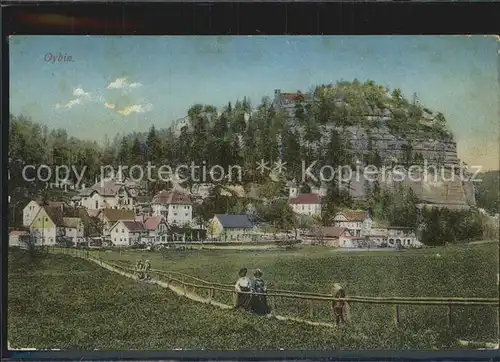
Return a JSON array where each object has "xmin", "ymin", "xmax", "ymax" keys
[{"xmin": 8, "ymin": 242, "xmax": 499, "ymax": 349}]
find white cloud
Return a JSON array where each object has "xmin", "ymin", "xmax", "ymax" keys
[
  {"xmin": 55, "ymin": 87, "xmax": 102, "ymax": 111},
  {"xmin": 117, "ymin": 103, "xmax": 153, "ymax": 116},
  {"xmin": 107, "ymin": 77, "xmax": 142, "ymax": 89},
  {"xmin": 73, "ymin": 87, "xmax": 91, "ymax": 98},
  {"xmin": 55, "ymin": 98, "xmax": 82, "ymax": 109}
]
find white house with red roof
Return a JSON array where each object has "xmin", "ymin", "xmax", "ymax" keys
[
  {"xmin": 333, "ymin": 210, "xmax": 372, "ymax": 237},
  {"xmin": 135, "ymin": 215, "xmax": 169, "ymax": 243},
  {"xmin": 9, "ymin": 230, "xmax": 30, "ymax": 248},
  {"xmin": 151, "ymin": 189, "xmax": 193, "ymax": 227},
  {"xmin": 303, "ymin": 226, "xmax": 366, "ymax": 248},
  {"xmin": 289, "ymin": 193, "xmax": 322, "ymax": 217}
]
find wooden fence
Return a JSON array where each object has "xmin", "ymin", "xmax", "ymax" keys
[{"xmin": 49, "ymin": 246, "xmax": 499, "ymax": 328}]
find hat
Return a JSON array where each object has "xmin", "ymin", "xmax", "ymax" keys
[
  {"xmin": 254, "ymin": 269, "xmax": 263, "ymax": 278},
  {"xmin": 238, "ymin": 268, "xmax": 248, "ymax": 277}
]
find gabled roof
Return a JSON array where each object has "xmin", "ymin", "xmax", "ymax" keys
[
  {"xmin": 305, "ymin": 226, "xmax": 347, "ymax": 238},
  {"xmin": 36, "ymin": 206, "xmax": 88, "ymax": 228},
  {"xmin": 100, "ymin": 208, "xmax": 136, "ymax": 222},
  {"xmin": 336, "ymin": 211, "xmax": 367, "ymax": 222},
  {"xmin": 31, "ymin": 199, "xmax": 69, "ymax": 209},
  {"xmin": 135, "ymin": 215, "xmax": 166, "ymax": 231},
  {"xmin": 10, "ymin": 230, "xmax": 29, "ymax": 237},
  {"xmin": 62, "ymin": 217, "xmax": 82, "ymax": 228},
  {"xmin": 43, "ymin": 206, "xmax": 66, "ymax": 227},
  {"xmin": 152, "ymin": 190, "xmax": 193, "ymax": 205},
  {"xmin": 215, "ymin": 214, "xmax": 253, "ymax": 229},
  {"xmin": 79, "ymin": 181, "xmax": 133, "ymax": 198},
  {"xmin": 120, "ymin": 221, "xmax": 145, "ymax": 232},
  {"xmin": 289, "ymin": 193, "xmax": 322, "ymax": 205}
]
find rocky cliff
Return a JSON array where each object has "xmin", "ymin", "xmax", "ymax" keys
[{"xmin": 273, "ymin": 87, "xmax": 475, "ymax": 208}]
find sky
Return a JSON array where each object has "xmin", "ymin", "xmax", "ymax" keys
[{"xmin": 9, "ymin": 35, "xmax": 500, "ymax": 170}]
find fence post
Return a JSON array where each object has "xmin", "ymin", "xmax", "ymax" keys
[
  {"xmin": 394, "ymin": 305, "xmax": 401, "ymax": 328},
  {"xmin": 447, "ymin": 304, "xmax": 452, "ymax": 326},
  {"xmin": 208, "ymin": 287, "xmax": 214, "ymax": 304},
  {"xmin": 308, "ymin": 300, "xmax": 314, "ymax": 319},
  {"xmin": 271, "ymin": 295, "xmax": 277, "ymax": 314}
]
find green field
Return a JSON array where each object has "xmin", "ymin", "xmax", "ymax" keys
[{"xmin": 8, "ymin": 243, "xmax": 499, "ymax": 349}]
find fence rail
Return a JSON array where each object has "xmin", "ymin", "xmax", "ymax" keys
[{"xmin": 47, "ymin": 246, "xmax": 499, "ymax": 328}]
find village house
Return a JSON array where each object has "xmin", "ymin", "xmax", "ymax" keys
[
  {"xmin": 135, "ymin": 215, "xmax": 169, "ymax": 244},
  {"xmin": 28, "ymin": 206, "xmax": 67, "ymax": 245},
  {"xmin": 303, "ymin": 226, "xmax": 366, "ymax": 248},
  {"xmin": 333, "ymin": 210, "xmax": 372, "ymax": 237},
  {"xmin": 28, "ymin": 204, "xmax": 91, "ymax": 246},
  {"xmin": 364, "ymin": 227, "xmax": 388, "ymax": 246},
  {"xmin": 109, "ymin": 220, "xmax": 146, "ymax": 247},
  {"xmin": 209, "ymin": 214, "xmax": 255, "ymax": 242},
  {"xmin": 151, "ymin": 189, "xmax": 193, "ymax": 227},
  {"xmin": 62, "ymin": 217, "xmax": 85, "ymax": 245},
  {"xmin": 289, "ymin": 193, "xmax": 322, "ymax": 217},
  {"xmin": 303, "ymin": 226, "xmax": 349, "ymax": 246},
  {"xmin": 77, "ymin": 180, "xmax": 136, "ymax": 210},
  {"xmin": 22, "ymin": 200, "xmax": 68, "ymax": 227},
  {"xmin": 386, "ymin": 227, "xmax": 422, "ymax": 248},
  {"xmin": 9, "ymin": 230, "xmax": 30, "ymax": 248},
  {"xmin": 97, "ymin": 208, "xmax": 136, "ymax": 238}
]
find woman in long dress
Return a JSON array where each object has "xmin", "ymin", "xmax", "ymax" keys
[
  {"xmin": 251, "ymin": 269, "xmax": 270, "ymax": 316},
  {"xmin": 234, "ymin": 268, "xmax": 252, "ymax": 311}
]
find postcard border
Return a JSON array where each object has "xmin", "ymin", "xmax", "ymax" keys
[{"xmin": 2, "ymin": 1, "xmax": 500, "ymax": 360}]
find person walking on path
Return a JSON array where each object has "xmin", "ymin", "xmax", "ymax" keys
[
  {"xmin": 144, "ymin": 260, "xmax": 152, "ymax": 280},
  {"xmin": 250, "ymin": 269, "xmax": 270, "ymax": 316},
  {"xmin": 234, "ymin": 268, "xmax": 253, "ymax": 311},
  {"xmin": 332, "ymin": 283, "xmax": 349, "ymax": 326},
  {"xmin": 136, "ymin": 259, "xmax": 144, "ymax": 279}
]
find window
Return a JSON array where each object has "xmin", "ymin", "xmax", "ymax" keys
[
  {"xmin": 121, "ymin": 229, "xmax": 124, "ymax": 233},
  {"xmin": 95, "ymin": 201, "xmax": 98, "ymax": 209},
  {"xmin": 174, "ymin": 213, "xmax": 177, "ymax": 216},
  {"xmin": 185, "ymin": 213, "xmax": 188, "ymax": 217}
]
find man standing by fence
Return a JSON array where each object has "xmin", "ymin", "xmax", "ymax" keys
[
  {"xmin": 332, "ymin": 283, "xmax": 349, "ymax": 327},
  {"xmin": 144, "ymin": 260, "xmax": 152, "ymax": 280}
]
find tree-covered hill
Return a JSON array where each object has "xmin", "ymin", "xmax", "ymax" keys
[{"xmin": 9, "ymin": 79, "xmax": 460, "ymax": 211}]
